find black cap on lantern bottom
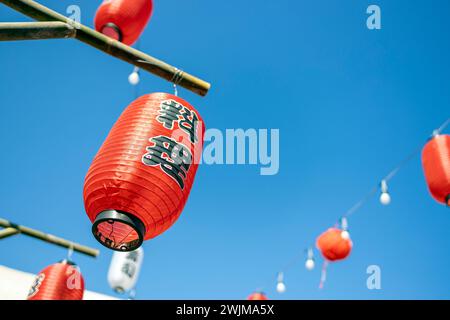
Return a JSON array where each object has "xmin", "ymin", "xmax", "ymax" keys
[
  {"xmin": 92, "ymin": 210, "xmax": 145, "ymax": 252},
  {"xmin": 101, "ymin": 23, "xmax": 123, "ymax": 42}
]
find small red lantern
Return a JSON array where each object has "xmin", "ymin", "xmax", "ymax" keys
[
  {"xmin": 247, "ymin": 292, "xmax": 268, "ymax": 300},
  {"xmin": 94, "ymin": 0, "xmax": 153, "ymax": 46},
  {"xmin": 422, "ymin": 134, "xmax": 450, "ymax": 206},
  {"xmin": 316, "ymin": 228, "xmax": 352, "ymax": 262},
  {"xmin": 27, "ymin": 260, "xmax": 84, "ymax": 300},
  {"xmin": 84, "ymin": 93, "xmax": 205, "ymax": 251}
]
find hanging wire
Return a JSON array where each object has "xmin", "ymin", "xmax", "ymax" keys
[
  {"xmin": 343, "ymin": 117, "xmax": 450, "ymax": 219},
  {"xmin": 171, "ymin": 67, "xmax": 184, "ymax": 96},
  {"xmin": 281, "ymin": 251, "xmax": 305, "ymax": 272},
  {"xmin": 318, "ymin": 261, "xmax": 329, "ymax": 289},
  {"xmin": 129, "ymin": 66, "xmax": 140, "ymax": 99},
  {"xmin": 67, "ymin": 243, "xmax": 74, "ymax": 261},
  {"xmin": 128, "ymin": 288, "xmax": 137, "ymax": 300},
  {"xmin": 135, "ymin": 40, "xmax": 141, "ymax": 96},
  {"xmin": 436, "ymin": 118, "xmax": 450, "ymax": 134},
  {"xmin": 257, "ymin": 118, "xmax": 450, "ymax": 292}
]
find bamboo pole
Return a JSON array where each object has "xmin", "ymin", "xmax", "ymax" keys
[
  {"xmin": 0, "ymin": 227, "xmax": 20, "ymax": 239},
  {"xmin": 0, "ymin": 21, "xmax": 76, "ymax": 41},
  {"xmin": 0, "ymin": 0, "xmax": 211, "ymax": 96},
  {"xmin": 0, "ymin": 218, "xmax": 99, "ymax": 257}
]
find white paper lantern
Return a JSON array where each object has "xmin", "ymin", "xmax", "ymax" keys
[{"xmin": 107, "ymin": 247, "xmax": 144, "ymax": 293}]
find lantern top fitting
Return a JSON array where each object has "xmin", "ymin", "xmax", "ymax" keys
[
  {"xmin": 92, "ymin": 210, "xmax": 146, "ymax": 252},
  {"xmin": 58, "ymin": 259, "xmax": 76, "ymax": 266}
]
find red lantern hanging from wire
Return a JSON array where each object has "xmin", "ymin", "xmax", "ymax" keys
[
  {"xmin": 27, "ymin": 260, "xmax": 84, "ymax": 300},
  {"xmin": 247, "ymin": 292, "xmax": 268, "ymax": 300},
  {"xmin": 422, "ymin": 134, "xmax": 450, "ymax": 206},
  {"xmin": 316, "ymin": 223, "xmax": 352, "ymax": 289},
  {"xmin": 84, "ymin": 93, "xmax": 205, "ymax": 251},
  {"xmin": 316, "ymin": 227, "xmax": 352, "ymax": 262},
  {"xmin": 94, "ymin": 0, "xmax": 153, "ymax": 46}
]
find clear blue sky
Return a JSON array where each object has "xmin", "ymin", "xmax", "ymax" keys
[{"xmin": 1, "ymin": 0, "xmax": 449, "ymax": 299}]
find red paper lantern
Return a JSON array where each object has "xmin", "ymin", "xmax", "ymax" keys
[
  {"xmin": 247, "ymin": 292, "xmax": 268, "ymax": 300},
  {"xmin": 422, "ymin": 134, "xmax": 450, "ymax": 206},
  {"xmin": 84, "ymin": 93, "xmax": 205, "ymax": 251},
  {"xmin": 27, "ymin": 260, "xmax": 84, "ymax": 300},
  {"xmin": 94, "ymin": 0, "xmax": 153, "ymax": 46},
  {"xmin": 316, "ymin": 228, "xmax": 352, "ymax": 262}
]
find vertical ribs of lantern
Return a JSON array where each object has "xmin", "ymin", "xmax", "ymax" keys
[
  {"xmin": 83, "ymin": 93, "xmax": 205, "ymax": 251},
  {"xmin": 28, "ymin": 261, "xmax": 84, "ymax": 300}
]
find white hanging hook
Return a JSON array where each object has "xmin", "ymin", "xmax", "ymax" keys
[
  {"xmin": 381, "ymin": 179, "xmax": 388, "ymax": 193},
  {"xmin": 67, "ymin": 243, "xmax": 74, "ymax": 261},
  {"xmin": 307, "ymin": 248, "xmax": 314, "ymax": 260},
  {"xmin": 171, "ymin": 67, "xmax": 184, "ymax": 97},
  {"xmin": 277, "ymin": 272, "xmax": 284, "ymax": 283},
  {"xmin": 340, "ymin": 217, "xmax": 348, "ymax": 231}
]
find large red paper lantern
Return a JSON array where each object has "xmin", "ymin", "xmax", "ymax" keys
[
  {"xmin": 84, "ymin": 93, "xmax": 205, "ymax": 251},
  {"xmin": 422, "ymin": 134, "xmax": 450, "ymax": 206},
  {"xmin": 316, "ymin": 228, "xmax": 352, "ymax": 262},
  {"xmin": 94, "ymin": 0, "xmax": 153, "ymax": 46},
  {"xmin": 247, "ymin": 292, "xmax": 268, "ymax": 300},
  {"xmin": 27, "ymin": 260, "xmax": 84, "ymax": 300}
]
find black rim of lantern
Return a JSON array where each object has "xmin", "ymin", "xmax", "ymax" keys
[
  {"xmin": 101, "ymin": 23, "xmax": 123, "ymax": 42},
  {"xmin": 92, "ymin": 210, "xmax": 145, "ymax": 252}
]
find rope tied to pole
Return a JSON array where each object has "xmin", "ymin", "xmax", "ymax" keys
[{"xmin": 171, "ymin": 67, "xmax": 184, "ymax": 96}]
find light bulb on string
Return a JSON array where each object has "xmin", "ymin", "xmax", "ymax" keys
[
  {"xmin": 340, "ymin": 217, "xmax": 351, "ymax": 240},
  {"xmin": 380, "ymin": 192, "xmax": 391, "ymax": 205},
  {"xmin": 276, "ymin": 282, "xmax": 286, "ymax": 293},
  {"xmin": 128, "ymin": 67, "xmax": 140, "ymax": 85},
  {"xmin": 276, "ymin": 272, "xmax": 286, "ymax": 293},
  {"xmin": 305, "ymin": 258, "xmax": 315, "ymax": 271},
  {"xmin": 379, "ymin": 179, "xmax": 391, "ymax": 205},
  {"xmin": 305, "ymin": 248, "xmax": 315, "ymax": 271}
]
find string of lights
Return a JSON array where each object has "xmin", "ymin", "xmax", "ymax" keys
[{"xmin": 260, "ymin": 118, "xmax": 450, "ymax": 295}]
